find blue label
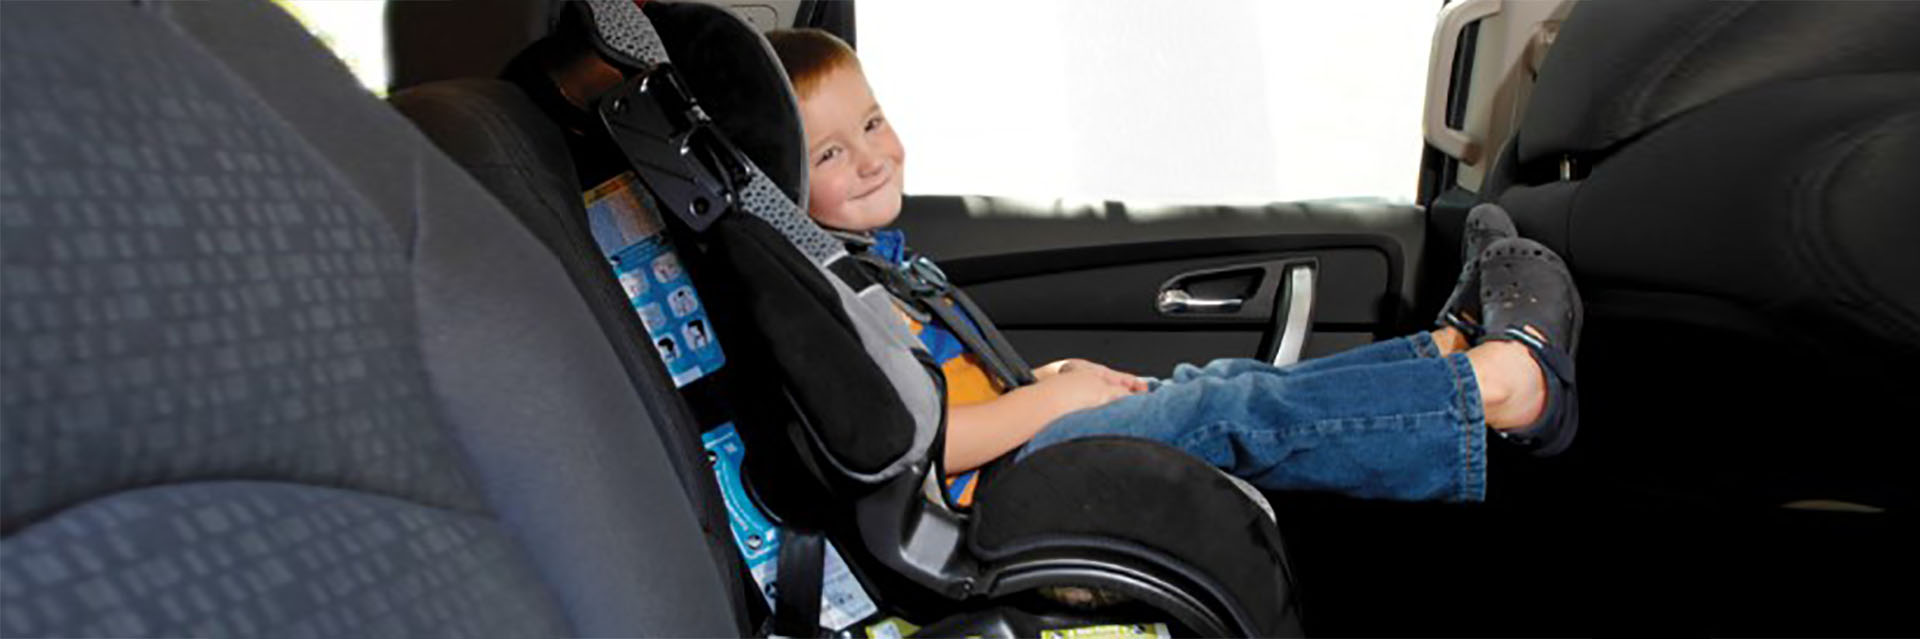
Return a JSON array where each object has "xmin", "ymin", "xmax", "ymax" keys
[
  {"xmin": 703, "ymin": 424, "xmax": 878, "ymax": 628},
  {"xmin": 703, "ymin": 424, "xmax": 778, "ymax": 568},
  {"xmin": 585, "ymin": 173, "xmax": 725, "ymax": 387}
]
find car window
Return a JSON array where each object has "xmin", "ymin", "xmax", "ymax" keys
[
  {"xmin": 857, "ymin": 0, "xmax": 1435, "ymax": 205},
  {"xmin": 276, "ymin": 0, "xmax": 388, "ymax": 94}
]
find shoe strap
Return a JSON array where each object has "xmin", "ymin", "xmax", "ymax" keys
[
  {"xmin": 1439, "ymin": 310, "xmax": 1485, "ymax": 341},
  {"xmin": 1499, "ymin": 325, "xmax": 1576, "ymax": 385}
]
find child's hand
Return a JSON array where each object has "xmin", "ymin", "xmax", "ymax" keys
[
  {"xmin": 1031, "ymin": 366, "xmax": 1144, "ymax": 414},
  {"xmin": 1037, "ymin": 358, "xmax": 1149, "ymax": 393},
  {"xmin": 1032, "ymin": 358, "xmax": 1084, "ymax": 380}
]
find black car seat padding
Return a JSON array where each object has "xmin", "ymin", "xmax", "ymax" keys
[
  {"xmin": 582, "ymin": 0, "xmax": 943, "ymax": 481},
  {"xmin": 973, "ymin": 437, "xmax": 1298, "ymax": 637},
  {"xmin": 1549, "ymin": 75, "xmax": 1920, "ymax": 355},
  {"xmin": 1517, "ymin": 0, "xmax": 1920, "ymax": 166},
  {"xmin": 645, "ymin": 0, "xmax": 809, "ymax": 207}
]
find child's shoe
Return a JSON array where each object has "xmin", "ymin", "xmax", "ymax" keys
[
  {"xmin": 1436, "ymin": 203, "xmax": 1518, "ymax": 341},
  {"xmin": 1479, "ymin": 237, "xmax": 1582, "ymax": 457}
]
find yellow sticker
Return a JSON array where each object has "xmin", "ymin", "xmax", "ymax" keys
[
  {"xmin": 1039, "ymin": 623, "xmax": 1171, "ymax": 639},
  {"xmin": 864, "ymin": 617, "xmax": 921, "ymax": 639}
]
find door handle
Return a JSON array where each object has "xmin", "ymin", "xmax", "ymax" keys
[
  {"xmin": 1268, "ymin": 263, "xmax": 1317, "ymax": 366},
  {"xmin": 1156, "ymin": 289, "xmax": 1245, "ymax": 314}
]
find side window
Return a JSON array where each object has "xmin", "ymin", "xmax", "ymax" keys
[
  {"xmin": 274, "ymin": 0, "xmax": 389, "ymax": 94},
  {"xmin": 856, "ymin": 0, "xmax": 1434, "ymax": 204}
]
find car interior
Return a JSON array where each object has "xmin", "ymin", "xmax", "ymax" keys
[{"xmin": 2, "ymin": 1, "xmax": 1916, "ymax": 637}]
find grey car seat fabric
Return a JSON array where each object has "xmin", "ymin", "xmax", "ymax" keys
[
  {"xmin": 0, "ymin": 1, "xmax": 745, "ymax": 636},
  {"xmin": 1464, "ymin": 0, "xmax": 1920, "ymax": 508}
]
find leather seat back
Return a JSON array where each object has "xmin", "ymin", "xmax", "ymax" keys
[{"xmin": 1480, "ymin": 0, "xmax": 1920, "ymax": 508}]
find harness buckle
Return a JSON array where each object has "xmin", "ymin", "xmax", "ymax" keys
[
  {"xmin": 905, "ymin": 255, "xmax": 951, "ymax": 296},
  {"xmin": 596, "ymin": 62, "xmax": 755, "ymax": 233}
]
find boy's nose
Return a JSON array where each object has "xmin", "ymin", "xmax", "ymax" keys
[{"xmin": 854, "ymin": 146, "xmax": 888, "ymax": 177}]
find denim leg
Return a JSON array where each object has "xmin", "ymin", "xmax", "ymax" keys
[
  {"xmin": 1158, "ymin": 332, "xmax": 1440, "ymax": 386},
  {"xmin": 1025, "ymin": 334, "xmax": 1487, "ymax": 502}
]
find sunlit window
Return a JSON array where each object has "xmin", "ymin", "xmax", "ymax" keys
[
  {"xmin": 275, "ymin": 0, "xmax": 388, "ymax": 94},
  {"xmin": 857, "ymin": 0, "xmax": 1435, "ymax": 205}
]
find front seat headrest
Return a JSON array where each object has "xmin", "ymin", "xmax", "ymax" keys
[{"xmin": 1518, "ymin": 0, "xmax": 1920, "ymax": 165}]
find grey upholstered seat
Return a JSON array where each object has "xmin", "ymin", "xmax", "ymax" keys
[{"xmin": 0, "ymin": 1, "xmax": 747, "ymax": 635}]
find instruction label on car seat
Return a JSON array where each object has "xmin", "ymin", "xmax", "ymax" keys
[
  {"xmin": 702, "ymin": 423, "xmax": 879, "ymax": 630},
  {"xmin": 1040, "ymin": 623, "xmax": 1171, "ymax": 639},
  {"xmin": 584, "ymin": 173, "xmax": 725, "ymax": 387}
]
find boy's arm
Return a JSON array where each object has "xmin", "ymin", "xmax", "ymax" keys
[{"xmin": 943, "ymin": 368, "xmax": 1142, "ymax": 473}]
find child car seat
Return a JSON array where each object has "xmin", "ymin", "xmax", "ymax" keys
[
  {"xmin": 1457, "ymin": 0, "xmax": 1920, "ymax": 510},
  {"xmin": 389, "ymin": 1, "xmax": 1303, "ymax": 636},
  {"xmin": 0, "ymin": 0, "xmax": 752, "ymax": 635}
]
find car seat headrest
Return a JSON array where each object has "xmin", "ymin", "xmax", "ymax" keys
[
  {"xmin": 570, "ymin": 0, "xmax": 943, "ymax": 483},
  {"xmin": 1519, "ymin": 0, "xmax": 1920, "ymax": 166},
  {"xmin": 576, "ymin": 0, "xmax": 809, "ymax": 223},
  {"xmin": 643, "ymin": 2, "xmax": 810, "ymax": 209}
]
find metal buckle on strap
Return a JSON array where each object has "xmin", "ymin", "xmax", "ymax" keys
[
  {"xmin": 905, "ymin": 255, "xmax": 950, "ymax": 296},
  {"xmin": 595, "ymin": 62, "xmax": 754, "ymax": 232}
]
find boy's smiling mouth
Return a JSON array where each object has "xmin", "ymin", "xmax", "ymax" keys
[{"xmin": 851, "ymin": 173, "xmax": 895, "ymax": 201}]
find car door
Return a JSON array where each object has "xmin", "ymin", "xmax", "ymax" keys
[
  {"xmin": 894, "ymin": 196, "xmax": 1421, "ymax": 376},
  {"xmin": 856, "ymin": 1, "xmax": 1441, "ymax": 376}
]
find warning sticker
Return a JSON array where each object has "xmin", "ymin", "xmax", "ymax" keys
[{"xmin": 584, "ymin": 173, "xmax": 724, "ymax": 387}]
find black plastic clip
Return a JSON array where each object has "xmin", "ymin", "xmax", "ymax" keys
[{"xmin": 595, "ymin": 62, "xmax": 754, "ymax": 233}]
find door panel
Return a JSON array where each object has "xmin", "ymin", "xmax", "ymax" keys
[{"xmin": 895, "ymin": 195, "xmax": 1426, "ymax": 375}]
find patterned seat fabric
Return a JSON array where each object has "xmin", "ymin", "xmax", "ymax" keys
[{"xmin": 0, "ymin": 1, "xmax": 743, "ymax": 636}]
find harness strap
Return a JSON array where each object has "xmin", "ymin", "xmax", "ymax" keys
[
  {"xmin": 772, "ymin": 529, "xmax": 825, "ymax": 638},
  {"xmin": 916, "ymin": 287, "xmax": 1033, "ymax": 389},
  {"xmin": 945, "ymin": 284, "xmax": 1036, "ymax": 387},
  {"xmin": 850, "ymin": 249, "xmax": 1035, "ymax": 391}
]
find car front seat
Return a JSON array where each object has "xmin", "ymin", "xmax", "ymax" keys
[
  {"xmin": 0, "ymin": 1, "xmax": 750, "ymax": 635},
  {"xmin": 1472, "ymin": 0, "xmax": 1920, "ymax": 510}
]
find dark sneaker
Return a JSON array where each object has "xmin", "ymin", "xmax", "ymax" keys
[
  {"xmin": 1478, "ymin": 237, "xmax": 1582, "ymax": 457},
  {"xmin": 1436, "ymin": 203, "xmax": 1518, "ymax": 341}
]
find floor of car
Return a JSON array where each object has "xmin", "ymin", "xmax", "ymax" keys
[{"xmin": 1272, "ymin": 468, "xmax": 1915, "ymax": 637}]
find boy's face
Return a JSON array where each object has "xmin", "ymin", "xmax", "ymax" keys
[{"xmin": 798, "ymin": 64, "xmax": 905, "ymax": 232}]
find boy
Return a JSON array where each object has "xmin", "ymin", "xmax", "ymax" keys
[{"xmin": 769, "ymin": 28, "xmax": 1582, "ymax": 503}]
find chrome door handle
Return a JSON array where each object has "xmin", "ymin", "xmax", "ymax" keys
[
  {"xmin": 1269, "ymin": 263, "xmax": 1316, "ymax": 366},
  {"xmin": 1157, "ymin": 289, "xmax": 1245, "ymax": 314}
]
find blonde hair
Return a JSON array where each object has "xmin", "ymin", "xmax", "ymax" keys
[{"xmin": 766, "ymin": 28, "xmax": 859, "ymax": 99}]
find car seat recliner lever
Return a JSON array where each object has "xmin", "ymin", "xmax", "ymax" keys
[{"xmin": 595, "ymin": 61, "xmax": 754, "ymax": 232}]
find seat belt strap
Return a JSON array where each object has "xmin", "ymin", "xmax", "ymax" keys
[
  {"xmin": 901, "ymin": 253, "xmax": 1035, "ymax": 388},
  {"xmin": 945, "ymin": 284, "xmax": 1036, "ymax": 386},
  {"xmin": 772, "ymin": 529, "xmax": 825, "ymax": 638},
  {"xmin": 851, "ymin": 248, "xmax": 1036, "ymax": 390},
  {"xmin": 915, "ymin": 287, "xmax": 1031, "ymax": 390}
]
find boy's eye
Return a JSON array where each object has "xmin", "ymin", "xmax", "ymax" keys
[
  {"xmin": 814, "ymin": 146, "xmax": 842, "ymax": 166},
  {"xmin": 864, "ymin": 116, "xmax": 885, "ymax": 132}
]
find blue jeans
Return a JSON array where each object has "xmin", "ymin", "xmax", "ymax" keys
[{"xmin": 1018, "ymin": 333, "xmax": 1487, "ymax": 502}]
